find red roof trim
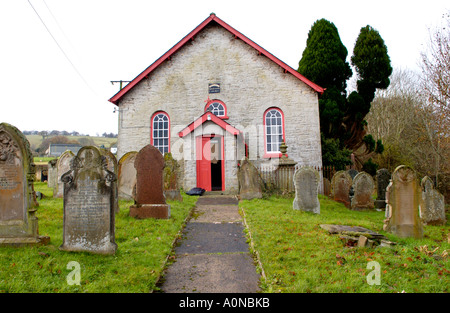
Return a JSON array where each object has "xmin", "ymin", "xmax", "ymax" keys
[
  {"xmin": 178, "ymin": 111, "xmax": 241, "ymax": 138},
  {"xmin": 109, "ymin": 13, "xmax": 324, "ymax": 105}
]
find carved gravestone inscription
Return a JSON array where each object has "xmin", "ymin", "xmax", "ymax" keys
[
  {"xmin": 60, "ymin": 146, "xmax": 117, "ymax": 254},
  {"xmin": 351, "ymin": 172, "xmax": 375, "ymax": 210},
  {"xmin": 129, "ymin": 144, "xmax": 170, "ymax": 219},
  {"xmin": 383, "ymin": 165, "xmax": 423, "ymax": 238},
  {"xmin": 331, "ymin": 170, "xmax": 352, "ymax": 208},
  {"xmin": 0, "ymin": 122, "xmax": 49, "ymax": 246},
  {"xmin": 420, "ymin": 176, "xmax": 446, "ymax": 225},
  {"xmin": 293, "ymin": 166, "xmax": 320, "ymax": 214}
]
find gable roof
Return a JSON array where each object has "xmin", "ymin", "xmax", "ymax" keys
[
  {"xmin": 108, "ymin": 13, "xmax": 324, "ymax": 105},
  {"xmin": 178, "ymin": 111, "xmax": 241, "ymax": 138}
]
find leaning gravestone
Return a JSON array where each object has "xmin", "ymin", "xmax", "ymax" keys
[
  {"xmin": 383, "ymin": 165, "xmax": 423, "ymax": 238},
  {"xmin": 238, "ymin": 158, "xmax": 263, "ymax": 200},
  {"xmin": 0, "ymin": 122, "xmax": 49, "ymax": 246},
  {"xmin": 375, "ymin": 168, "xmax": 391, "ymax": 209},
  {"xmin": 293, "ymin": 166, "xmax": 320, "ymax": 214},
  {"xmin": 129, "ymin": 144, "xmax": 170, "ymax": 219},
  {"xmin": 330, "ymin": 170, "xmax": 352, "ymax": 208},
  {"xmin": 59, "ymin": 146, "xmax": 117, "ymax": 255},
  {"xmin": 54, "ymin": 150, "xmax": 75, "ymax": 198},
  {"xmin": 118, "ymin": 151, "xmax": 137, "ymax": 200},
  {"xmin": 420, "ymin": 176, "xmax": 446, "ymax": 225},
  {"xmin": 351, "ymin": 171, "xmax": 375, "ymax": 210}
]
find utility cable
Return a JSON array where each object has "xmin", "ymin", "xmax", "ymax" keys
[{"xmin": 27, "ymin": 0, "xmax": 96, "ymax": 94}]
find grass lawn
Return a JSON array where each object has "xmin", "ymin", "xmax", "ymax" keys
[
  {"xmin": 0, "ymin": 182, "xmax": 197, "ymax": 293},
  {"xmin": 240, "ymin": 195, "xmax": 450, "ymax": 293}
]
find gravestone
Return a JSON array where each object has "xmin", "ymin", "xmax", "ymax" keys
[
  {"xmin": 351, "ymin": 171, "xmax": 375, "ymax": 210},
  {"xmin": 59, "ymin": 146, "xmax": 117, "ymax": 255},
  {"xmin": 375, "ymin": 168, "xmax": 391, "ymax": 209},
  {"xmin": 293, "ymin": 166, "xmax": 320, "ymax": 214},
  {"xmin": 118, "ymin": 151, "xmax": 137, "ymax": 200},
  {"xmin": 347, "ymin": 169, "xmax": 358, "ymax": 180},
  {"xmin": 54, "ymin": 150, "xmax": 75, "ymax": 198},
  {"xmin": 164, "ymin": 153, "xmax": 183, "ymax": 201},
  {"xmin": 238, "ymin": 158, "xmax": 263, "ymax": 200},
  {"xmin": 129, "ymin": 144, "xmax": 170, "ymax": 219},
  {"xmin": 330, "ymin": 170, "xmax": 352, "ymax": 208},
  {"xmin": 100, "ymin": 149, "xmax": 118, "ymax": 213},
  {"xmin": 47, "ymin": 158, "xmax": 58, "ymax": 188},
  {"xmin": 323, "ymin": 178, "xmax": 331, "ymax": 197},
  {"xmin": 420, "ymin": 176, "xmax": 446, "ymax": 225},
  {"xmin": 383, "ymin": 165, "xmax": 423, "ymax": 238},
  {"xmin": 0, "ymin": 122, "xmax": 49, "ymax": 246}
]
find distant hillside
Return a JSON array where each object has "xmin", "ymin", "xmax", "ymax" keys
[{"xmin": 26, "ymin": 134, "xmax": 117, "ymax": 155}]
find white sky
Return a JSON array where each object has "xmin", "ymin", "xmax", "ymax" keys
[{"xmin": 1, "ymin": 0, "xmax": 448, "ymax": 136}]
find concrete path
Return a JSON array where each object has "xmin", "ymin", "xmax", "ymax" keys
[{"xmin": 160, "ymin": 195, "xmax": 261, "ymax": 293}]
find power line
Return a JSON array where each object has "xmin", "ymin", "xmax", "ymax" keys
[
  {"xmin": 42, "ymin": 0, "xmax": 78, "ymax": 54},
  {"xmin": 27, "ymin": 0, "xmax": 96, "ymax": 94}
]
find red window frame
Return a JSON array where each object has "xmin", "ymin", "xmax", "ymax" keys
[
  {"xmin": 150, "ymin": 111, "xmax": 170, "ymax": 154},
  {"xmin": 204, "ymin": 99, "xmax": 229, "ymax": 119},
  {"xmin": 263, "ymin": 107, "xmax": 285, "ymax": 158}
]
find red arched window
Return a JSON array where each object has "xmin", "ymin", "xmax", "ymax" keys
[
  {"xmin": 204, "ymin": 100, "xmax": 228, "ymax": 119},
  {"xmin": 263, "ymin": 107, "xmax": 285, "ymax": 157},
  {"xmin": 151, "ymin": 111, "xmax": 170, "ymax": 154}
]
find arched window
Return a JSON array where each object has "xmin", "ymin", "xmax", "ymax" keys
[
  {"xmin": 151, "ymin": 111, "xmax": 170, "ymax": 154},
  {"xmin": 264, "ymin": 108, "xmax": 285, "ymax": 156},
  {"xmin": 205, "ymin": 100, "xmax": 228, "ymax": 119}
]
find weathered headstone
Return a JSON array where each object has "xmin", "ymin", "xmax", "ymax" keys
[
  {"xmin": 293, "ymin": 166, "xmax": 320, "ymax": 214},
  {"xmin": 383, "ymin": 165, "xmax": 423, "ymax": 238},
  {"xmin": 0, "ymin": 122, "xmax": 49, "ymax": 246},
  {"xmin": 164, "ymin": 153, "xmax": 183, "ymax": 201},
  {"xmin": 54, "ymin": 150, "xmax": 75, "ymax": 198},
  {"xmin": 238, "ymin": 158, "xmax": 262, "ymax": 200},
  {"xmin": 100, "ymin": 149, "xmax": 118, "ymax": 213},
  {"xmin": 129, "ymin": 144, "xmax": 170, "ymax": 219},
  {"xmin": 420, "ymin": 176, "xmax": 446, "ymax": 225},
  {"xmin": 118, "ymin": 151, "xmax": 137, "ymax": 200},
  {"xmin": 59, "ymin": 146, "xmax": 117, "ymax": 254},
  {"xmin": 47, "ymin": 158, "xmax": 58, "ymax": 188},
  {"xmin": 330, "ymin": 170, "xmax": 352, "ymax": 208},
  {"xmin": 375, "ymin": 168, "xmax": 391, "ymax": 209},
  {"xmin": 351, "ymin": 171, "xmax": 375, "ymax": 210}
]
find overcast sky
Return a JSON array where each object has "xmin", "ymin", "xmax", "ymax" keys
[{"xmin": 1, "ymin": 1, "xmax": 448, "ymax": 136}]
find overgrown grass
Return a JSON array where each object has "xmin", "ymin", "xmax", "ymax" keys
[
  {"xmin": 0, "ymin": 182, "xmax": 197, "ymax": 293},
  {"xmin": 241, "ymin": 195, "xmax": 450, "ymax": 293}
]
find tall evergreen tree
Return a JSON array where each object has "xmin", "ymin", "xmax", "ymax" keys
[
  {"xmin": 298, "ymin": 19, "xmax": 352, "ymax": 139},
  {"xmin": 298, "ymin": 20, "xmax": 391, "ymax": 167},
  {"xmin": 345, "ymin": 25, "xmax": 392, "ymax": 150}
]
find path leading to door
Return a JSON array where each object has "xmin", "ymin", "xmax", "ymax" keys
[{"xmin": 160, "ymin": 195, "xmax": 261, "ymax": 293}]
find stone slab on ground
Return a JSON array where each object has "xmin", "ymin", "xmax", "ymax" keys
[
  {"xmin": 175, "ymin": 222, "xmax": 248, "ymax": 255},
  {"xmin": 196, "ymin": 196, "xmax": 238, "ymax": 206},
  {"xmin": 161, "ymin": 253, "xmax": 260, "ymax": 293},
  {"xmin": 193, "ymin": 204, "xmax": 242, "ymax": 223}
]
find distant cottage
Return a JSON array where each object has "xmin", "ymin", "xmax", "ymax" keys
[{"xmin": 109, "ymin": 14, "xmax": 324, "ymax": 194}]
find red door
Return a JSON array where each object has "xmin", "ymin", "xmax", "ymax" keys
[{"xmin": 196, "ymin": 136, "xmax": 211, "ymax": 191}]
